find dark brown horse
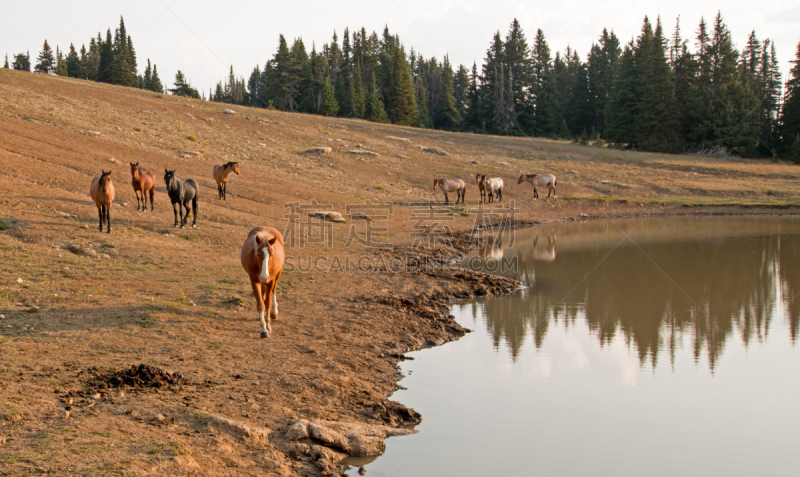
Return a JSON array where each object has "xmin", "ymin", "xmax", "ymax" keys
[{"xmin": 129, "ymin": 162, "xmax": 156, "ymax": 211}]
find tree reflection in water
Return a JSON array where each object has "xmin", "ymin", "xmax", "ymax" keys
[{"xmin": 464, "ymin": 217, "xmax": 800, "ymax": 369}]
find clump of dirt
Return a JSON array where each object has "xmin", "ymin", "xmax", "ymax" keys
[
  {"xmin": 86, "ymin": 364, "xmax": 190, "ymax": 392},
  {"xmin": 361, "ymin": 400, "xmax": 422, "ymax": 427}
]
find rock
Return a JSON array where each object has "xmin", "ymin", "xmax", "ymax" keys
[
  {"xmin": 155, "ymin": 413, "xmax": 166, "ymax": 423},
  {"xmin": 16, "ymin": 278, "xmax": 23, "ymax": 284},
  {"xmin": 285, "ymin": 419, "xmax": 311, "ymax": 440},
  {"xmin": 310, "ymin": 444, "xmax": 347, "ymax": 463},
  {"xmin": 208, "ymin": 415, "xmax": 270, "ymax": 444},
  {"xmin": 308, "ymin": 211, "xmax": 347, "ymax": 223},
  {"xmin": 27, "ymin": 306, "xmax": 40, "ymax": 313},
  {"xmin": 0, "ymin": 315, "xmax": 4, "ymax": 320},
  {"xmin": 346, "ymin": 434, "xmax": 386, "ymax": 457},
  {"xmin": 305, "ymin": 147, "xmax": 332, "ymax": 155},
  {"xmin": 222, "ymin": 108, "xmax": 236, "ymax": 114},
  {"xmin": 85, "ymin": 131, "xmax": 101, "ymax": 137},
  {"xmin": 177, "ymin": 150, "xmax": 203, "ymax": 157},
  {"xmin": 348, "ymin": 149, "xmax": 378, "ymax": 156},
  {"xmin": 108, "ymin": 157, "xmax": 117, "ymax": 163},
  {"xmin": 308, "ymin": 422, "xmax": 351, "ymax": 453},
  {"xmin": 0, "ymin": 436, "xmax": 7, "ymax": 446},
  {"xmin": 386, "ymin": 136, "xmax": 410, "ymax": 142},
  {"xmin": 419, "ymin": 146, "xmax": 448, "ymax": 155}
]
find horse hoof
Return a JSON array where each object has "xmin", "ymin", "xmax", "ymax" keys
[
  {"xmin": 192, "ymin": 224, "xmax": 197, "ymax": 229},
  {"xmin": 260, "ymin": 331, "xmax": 269, "ymax": 339}
]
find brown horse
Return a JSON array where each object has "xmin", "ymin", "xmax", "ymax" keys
[
  {"xmin": 129, "ymin": 162, "xmax": 156, "ymax": 211},
  {"xmin": 213, "ymin": 162, "xmax": 240, "ymax": 200},
  {"xmin": 240, "ymin": 226, "xmax": 285, "ymax": 338},
  {"xmin": 90, "ymin": 171, "xmax": 115, "ymax": 233},
  {"xmin": 476, "ymin": 174, "xmax": 488, "ymax": 203}
]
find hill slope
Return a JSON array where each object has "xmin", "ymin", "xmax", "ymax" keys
[{"xmin": 1, "ymin": 69, "xmax": 799, "ymax": 476}]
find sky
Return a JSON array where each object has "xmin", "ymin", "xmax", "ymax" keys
[{"xmin": 1, "ymin": 1, "xmax": 798, "ymax": 95}]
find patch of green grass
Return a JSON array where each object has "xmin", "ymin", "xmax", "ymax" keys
[
  {"xmin": 0, "ymin": 218, "xmax": 18, "ymax": 230},
  {"xmin": 374, "ymin": 185, "xmax": 385, "ymax": 190},
  {"xmin": 134, "ymin": 126, "xmax": 142, "ymax": 132},
  {"xmin": 186, "ymin": 135, "xmax": 197, "ymax": 142},
  {"xmin": 146, "ymin": 441, "xmax": 190, "ymax": 456}
]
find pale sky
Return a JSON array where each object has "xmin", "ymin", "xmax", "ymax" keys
[{"xmin": 2, "ymin": 1, "xmax": 798, "ymax": 95}]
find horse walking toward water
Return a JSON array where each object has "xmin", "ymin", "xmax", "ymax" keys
[
  {"xmin": 433, "ymin": 178, "xmax": 466, "ymax": 204},
  {"xmin": 241, "ymin": 226, "xmax": 285, "ymax": 338},
  {"xmin": 518, "ymin": 173, "xmax": 557, "ymax": 199},
  {"xmin": 129, "ymin": 162, "xmax": 156, "ymax": 211},
  {"xmin": 212, "ymin": 162, "xmax": 240, "ymax": 200},
  {"xmin": 164, "ymin": 169, "xmax": 199, "ymax": 228},
  {"xmin": 90, "ymin": 171, "xmax": 115, "ymax": 233}
]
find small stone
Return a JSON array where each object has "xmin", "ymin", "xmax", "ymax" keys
[
  {"xmin": 118, "ymin": 391, "xmax": 125, "ymax": 399},
  {"xmin": 64, "ymin": 411, "xmax": 70, "ymax": 419},
  {"xmin": 16, "ymin": 278, "xmax": 23, "ymax": 284},
  {"xmin": 222, "ymin": 108, "xmax": 236, "ymax": 114},
  {"xmin": 0, "ymin": 315, "xmax": 5, "ymax": 320},
  {"xmin": 155, "ymin": 413, "xmax": 166, "ymax": 423},
  {"xmin": 93, "ymin": 393, "xmax": 101, "ymax": 400},
  {"xmin": 188, "ymin": 301, "xmax": 196, "ymax": 307},
  {"xmin": 27, "ymin": 306, "xmax": 40, "ymax": 313}
]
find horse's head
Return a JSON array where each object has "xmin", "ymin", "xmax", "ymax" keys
[
  {"xmin": 254, "ymin": 233, "xmax": 278, "ymax": 282},
  {"xmin": 130, "ymin": 162, "xmax": 139, "ymax": 175},
  {"xmin": 475, "ymin": 174, "xmax": 482, "ymax": 184},
  {"xmin": 517, "ymin": 174, "xmax": 525, "ymax": 184},
  {"xmin": 231, "ymin": 162, "xmax": 240, "ymax": 175},
  {"xmin": 164, "ymin": 169, "xmax": 176, "ymax": 188},
  {"xmin": 433, "ymin": 179, "xmax": 443, "ymax": 191}
]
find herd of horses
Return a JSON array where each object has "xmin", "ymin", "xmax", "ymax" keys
[
  {"xmin": 85, "ymin": 161, "xmax": 556, "ymax": 338},
  {"xmin": 434, "ymin": 172, "xmax": 557, "ymax": 204}
]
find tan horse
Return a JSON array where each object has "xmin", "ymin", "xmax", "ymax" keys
[
  {"xmin": 518, "ymin": 173, "xmax": 557, "ymax": 199},
  {"xmin": 90, "ymin": 171, "xmax": 115, "ymax": 233},
  {"xmin": 241, "ymin": 226, "xmax": 285, "ymax": 338},
  {"xmin": 213, "ymin": 162, "xmax": 240, "ymax": 200},
  {"xmin": 433, "ymin": 178, "xmax": 466, "ymax": 204},
  {"xmin": 129, "ymin": 162, "xmax": 156, "ymax": 211}
]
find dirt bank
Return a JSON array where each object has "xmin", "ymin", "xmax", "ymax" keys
[{"xmin": 1, "ymin": 69, "xmax": 800, "ymax": 476}]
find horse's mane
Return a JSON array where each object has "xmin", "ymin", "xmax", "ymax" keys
[{"xmin": 225, "ymin": 161, "xmax": 238, "ymax": 168}]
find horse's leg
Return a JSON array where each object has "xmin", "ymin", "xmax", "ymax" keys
[
  {"xmin": 172, "ymin": 200, "xmax": 180, "ymax": 227},
  {"xmin": 460, "ymin": 188, "xmax": 465, "ymax": 204},
  {"xmin": 179, "ymin": 201, "xmax": 188, "ymax": 228},
  {"xmin": 551, "ymin": 184, "xmax": 556, "ymax": 198},
  {"xmin": 149, "ymin": 188, "xmax": 155, "ymax": 211},
  {"xmin": 97, "ymin": 205, "xmax": 104, "ymax": 232},
  {"xmin": 217, "ymin": 184, "xmax": 223, "ymax": 200},
  {"xmin": 250, "ymin": 281, "xmax": 270, "ymax": 338},
  {"xmin": 498, "ymin": 188, "xmax": 502, "ymax": 202},
  {"xmin": 444, "ymin": 192, "xmax": 449, "ymax": 204},
  {"xmin": 140, "ymin": 189, "xmax": 147, "ymax": 212},
  {"xmin": 267, "ymin": 274, "xmax": 280, "ymax": 321},
  {"xmin": 223, "ymin": 183, "xmax": 227, "ymax": 201},
  {"xmin": 191, "ymin": 197, "xmax": 198, "ymax": 228},
  {"xmin": 533, "ymin": 187, "xmax": 539, "ymax": 200},
  {"xmin": 106, "ymin": 203, "xmax": 112, "ymax": 233}
]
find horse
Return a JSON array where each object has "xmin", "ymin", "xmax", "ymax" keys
[
  {"xmin": 433, "ymin": 178, "xmax": 466, "ymax": 204},
  {"xmin": 484, "ymin": 176, "xmax": 504, "ymax": 203},
  {"xmin": 476, "ymin": 174, "xmax": 488, "ymax": 203},
  {"xmin": 528, "ymin": 235, "xmax": 557, "ymax": 262},
  {"xmin": 240, "ymin": 226, "xmax": 285, "ymax": 338},
  {"xmin": 89, "ymin": 171, "xmax": 115, "ymax": 233},
  {"xmin": 129, "ymin": 162, "xmax": 156, "ymax": 211},
  {"xmin": 212, "ymin": 161, "xmax": 240, "ymax": 200},
  {"xmin": 518, "ymin": 173, "xmax": 557, "ymax": 199},
  {"xmin": 164, "ymin": 169, "xmax": 199, "ymax": 228}
]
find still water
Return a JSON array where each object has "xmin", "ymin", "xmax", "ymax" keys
[{"xmin": 350, "ymin": 217, "xmax": 800, "ymax": 476}]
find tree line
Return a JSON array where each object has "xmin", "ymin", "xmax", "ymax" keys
[
  {"xmin": 4, "ymin": 17, "xmax": 168, "ymax": 95},
  {"xmin": 4, "ymin": 14, "xmax": 800, "ymax": 161}
]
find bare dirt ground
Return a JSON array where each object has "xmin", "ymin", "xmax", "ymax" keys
[{"xmin": 1, "ymin": 69, "xmax": 799, "ymax": 476}]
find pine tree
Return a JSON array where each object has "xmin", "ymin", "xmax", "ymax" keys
[
  {"xmin": 435, "ymin": 56, "xmax": 461, "ymax": 129},
  {"xmin": 384, "ymin": 47, "xmax": 417, "ymax": 125},
  {"xmin": 34, "ymin": 40, "xmax": 55, "ymax": 73},
  {"xmin": 12, "ymin": 51, "xmax": 31, "ymax": 71},
  {"xmin": 112, "ymin": 18, "xmax": 137, "ymax": 86},
  {"xmin": 320, "ymin": 75, "xmax": 338, "ymax": 116},
  {"xmin": 365, "ymin": 71, "xmax": 389, "ymax": 123},
  {"xmin": 150, "ymin": 64, "xmax": 163, "ymax": 93},
  {"xmin": 605, "ymin": 43, "xmax": 641, "ymax": 145},
  {"xmin": 756, "ymin": 39, "xmax": 782, "ymax": 154},
  {"xmin": 504, "ymin": 20, "xmax": 533, "ymax": 131},
  {"xmin": 4, "ymin": 54, "xmax": 8, "ymax": 69},
  {"xmin": 464, "ymin": 62, "xmax": 481, "ymax": 131},
  {"xmin": 781, "ymin": 41, "xmax": 800, "ymax": 152},
  {"xmin": 491, "ymin": 65, "xmax": 508, "ymax": 133},
  {"xmin": 789, "ymin": 134, "xmax": 800, "ymax": 163},
  {"xmin": 55, "ymin": 46, "xmax": 68, "ymax": 76},
  {"xmin": 453, "ymin": 64, "xmax": 470, "ymax": 124},
  {"xmin": 247, "ymin": 65, "xmax": 262, "ymax": 107},
  {"xmin": 66, "ymin": 44, "xmax": 81, "ymax": 78},
  {"xmin": 97, "ymin": 29, "xmax": 114, "ymax": 83},
  {"xmin": 351, "ymin": 60, "xmax": 366, "ymax": 118},
  {"xmin": 169, "ymin": 70, "xmax": 200, "ymax": 98}
]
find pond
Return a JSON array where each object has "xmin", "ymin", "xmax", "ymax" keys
[{"xmin": 348, "ymin": 216, "xmax": 800, "ymax": 476}]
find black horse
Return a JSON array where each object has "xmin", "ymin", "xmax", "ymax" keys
[{"xmin": 164, "ymin": 169, "xmax": 199, "ymax": 228}]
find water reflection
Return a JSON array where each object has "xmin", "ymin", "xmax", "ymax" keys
[{"xmin": 465, "ymin": 217, "xmax": 800, "ymax": 368}]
